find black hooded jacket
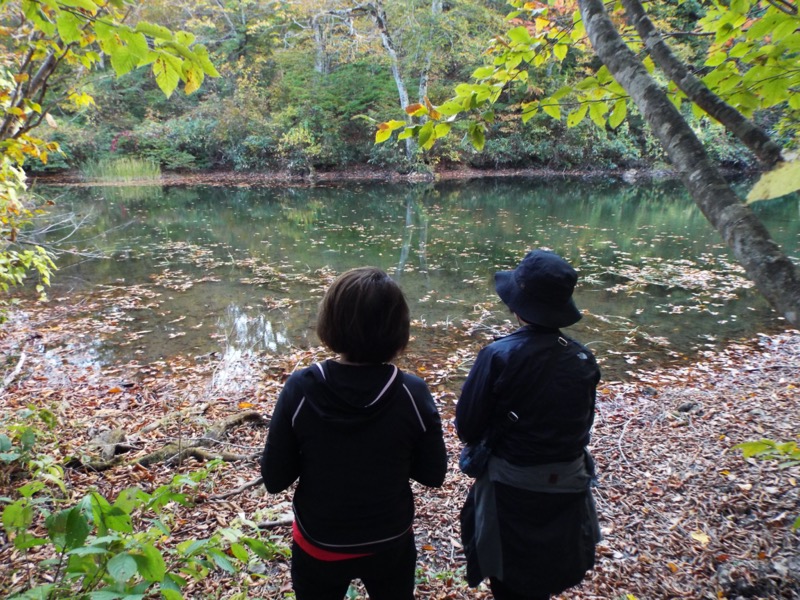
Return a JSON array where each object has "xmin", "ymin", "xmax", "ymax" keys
[{"xmin": 261, "ymin": 360, "xmax": 447, "ymax": 553}]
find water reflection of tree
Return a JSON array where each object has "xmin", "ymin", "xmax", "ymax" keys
[{"xmin": 396, "ymin": 188, "xmax": 431, "ymax": 279}]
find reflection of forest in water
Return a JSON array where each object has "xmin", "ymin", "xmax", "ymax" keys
[{"xmin": 37, "ymin": 178, "xmax": 798, "ymax": 377}]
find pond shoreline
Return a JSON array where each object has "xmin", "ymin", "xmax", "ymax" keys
[
  {"xmin": 28, "ymin": 165, "xmax": 758, "ymax": 187},
  {"xmin": 30, "ymin": 164, "xmax": 692, "ymax": 188}
]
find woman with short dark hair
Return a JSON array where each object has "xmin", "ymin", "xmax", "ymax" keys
[
  {"xmin": 315, "ymin": 267, "xmax": 410, "ymax": 364},
  {"xmin": 262, "ymin": 267, "xmax": 447, "ymax": 600}
]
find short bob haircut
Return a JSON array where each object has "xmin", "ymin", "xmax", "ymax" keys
[{"xmin": 316, "ymin": 267, "xmax": 410, "ymax": 364}]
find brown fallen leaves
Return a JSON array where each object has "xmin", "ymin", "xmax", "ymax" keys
[{"xmin": 0, "ymin": 304, "xmax": 798, "ymax": 599}]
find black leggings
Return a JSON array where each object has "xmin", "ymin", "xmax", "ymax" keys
[
  {"xmin": 490, "ymin": 577, "xmax": 550, "ymax": 600},
  {"xmin": 291, "ymin": 534, "xmax": 417, "ymax": 600}
]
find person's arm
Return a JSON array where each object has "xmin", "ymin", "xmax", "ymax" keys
[
  {"xmin": 261, "ymin": 377, "xmax": 303, "ymax": 493},
  {"xmin": 406, "ymin": 378, "xmax": 448, "ymax": 487},
  {"xmin": 455, "ymin": 346, "xmax": 499, "ymax": 443}
]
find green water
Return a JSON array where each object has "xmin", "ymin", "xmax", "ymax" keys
[{"xmin": 34, "ymin": 177, "xmax": 799, "ymax": 378}]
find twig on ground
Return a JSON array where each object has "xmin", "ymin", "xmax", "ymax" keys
[{"xmin": 210, "ymin": 476, "xmax": 264, "ymax": 500}]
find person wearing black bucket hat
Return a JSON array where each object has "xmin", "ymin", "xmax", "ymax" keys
[
  {"xmin": 493, "ymin": 249, "xmax": 582, "ymax": 328},
  {"xmin": 456, "ymin": 249, "xmax": 601, "ymax": 600}
]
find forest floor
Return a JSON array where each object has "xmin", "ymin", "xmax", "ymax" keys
[{"xmin": 1, "ymin": 296, "xmax": 798, "ymax": 600}]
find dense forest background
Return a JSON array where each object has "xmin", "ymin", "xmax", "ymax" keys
[{"xmin": 31, "ymin": 0, "xmax": 769, "ymax": 176}]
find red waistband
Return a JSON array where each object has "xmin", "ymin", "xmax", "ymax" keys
[{"xmin": 292, "ymin": 521, "xmax": 373, "ymax": 561}]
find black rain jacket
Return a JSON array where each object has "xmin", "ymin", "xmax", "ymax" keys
[{"xmin": 261, "ymin": 360, "xmax": 447, "ymax": 554}]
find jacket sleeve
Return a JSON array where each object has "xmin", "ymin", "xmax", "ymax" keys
[
  {"xmin": 455, "ymin": 346, "xmax": 500, "ymax": 443},
  {"xmin": 406, "ymin": 377, "xmax": 448, "ymax": 488},
  {"xmin": 261, "ymin": 376, "xmax": 303, "ymax": 493}
]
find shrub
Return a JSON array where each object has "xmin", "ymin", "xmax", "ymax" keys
[{"xmin": 1, "ymin": 407, "xmax": 280, "ymax": 599}]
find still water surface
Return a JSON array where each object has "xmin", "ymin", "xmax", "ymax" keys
[{"xmin": 37, "ymin": 177, "xmax": 799, "ymax": 379}]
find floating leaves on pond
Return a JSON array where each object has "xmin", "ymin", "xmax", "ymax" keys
[
  {"xmin": 261, "ymin": 297, "xmax": 296, "ymax": 311},
  {"xmin": 31, "ymin": 181, "xmax": 797, "ymax": 377}
]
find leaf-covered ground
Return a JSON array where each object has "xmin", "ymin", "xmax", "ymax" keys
[{"xmin": 1, "ymin": 302, "xmax": 798, "ymax": 599}]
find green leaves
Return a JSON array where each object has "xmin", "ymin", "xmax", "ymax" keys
[
  {"xmin": 95, "ymin": 20, "xmax": 218, "ymax": 99},
  {"xmin": 566, "ymin": 104, "xmax": 587, "ymax": 128},
  {"xmin": 55, "ymin": 11, "xmax": 85, "ymax": 45},
  {"xmin": 153, "ymin": 55, "xmax": 183, "ymax": 98},
  {"xmin": 375, "ymin": 120, "xmax": 407, "ymax": 143},
  {"xmin": 107, "ymin": 552, "xmax": 139, "ymax": 583},
  {"xmin": 609, "ymin": 99, "xmax": 627, "ymax": 129},
  {"xmin": 134, "ymin": 21, "xmax": 175, "ymax": 41},
  {"xmin": 468, "ymin": 123, "xmax": 485, "ymax": 151},
  {"xmin": 697, "ymin": 0, "xmax": 800, "ymax": 126},
  {"xmin": 46, "ymin": 506, "xmax": 90, "ymax": 551},
  {"xmin": 507, "ymin": 26, "xmax": 532, "ymax": 45},
  {"xmin": 735, "ymin": 437, "xmax": 800, "ymax": 530},
  {"xmin": 735, "ymin": 439, "xmax": 800, "ymax": 465},
  {"xmin": 3, "ymin": 499, "xmax": 34, "ymax": 534},
  {"xmin": 542, "ymin": 102, "xmax": 561, "ymax": 120},
  {"xmin": 59, "ymin": 0, "xmax": 99, "ymax": 13},
  {"xmin": 372, "ymin": 0, "xmax": 794, "ymax": 183},
  {"xmin": 3, "ymin": 462, "xmax": 279, "ymax": 598},
  {"xmin": 746, "ymin": 157, "xmax": 800, "ymax": 203}
]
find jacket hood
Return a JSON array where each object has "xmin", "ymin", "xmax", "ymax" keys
[{"xmin": 299, "ymin": 360, "xmax": 404, "ymax": 425}]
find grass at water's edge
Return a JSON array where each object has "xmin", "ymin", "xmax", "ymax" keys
[{"xmin": 79, "ymin": 157, "xmax": 161, "ymax": 182}]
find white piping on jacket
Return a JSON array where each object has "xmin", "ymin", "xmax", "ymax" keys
[
  {"xmin": 366, "ymin": 365, "xmax": 398, "ymax": 407},
  {"xmin": 293, "ymin": 364, "xmax": 423, "ymax": 431},
  {"xmin": 404, "ymin": 384, "xmax": 426, "ymax": 432},
  {"xmin": 291, "ymin": 398, "xmax": 306, "ymax": 428}
]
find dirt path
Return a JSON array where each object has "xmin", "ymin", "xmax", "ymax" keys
[{"xmin": 1, "ymin": 305, "xmax": 797, "ymax": 599}]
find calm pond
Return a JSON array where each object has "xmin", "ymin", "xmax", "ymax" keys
[{"xmin": 34, "ymin": 176, "xmax": 799, "ymax": 379}]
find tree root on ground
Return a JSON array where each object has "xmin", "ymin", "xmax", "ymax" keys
[{"xmin": 66, "ymin": 410, "xmax": 266, "ymax": 471}]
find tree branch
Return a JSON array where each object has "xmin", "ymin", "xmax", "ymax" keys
[
  {"xmin": 210, "ymin": 476, "xmax": 264, "ymax": 500},
  {"xmin": 578, "ymin": 0, "xmax": 800, "ymax": 325},
  {"xmin": 765, "ymin": 0, "xmax": 798, "ymax": 15},
  {"xmin": 1, "ymin": 352, "xmax": 26, "ymax": 394},
  {"xmin": 621, "ymin": 0, "xmax": 784, "ymax": 168}
]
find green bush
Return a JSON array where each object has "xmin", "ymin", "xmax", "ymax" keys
[
  {"xmin": 691, "ymin": 119, "xmax": 755, "ymax": 168},
  {"xmin": 1, "ymin": 407, "xmax": 280, "ymax": 599}
]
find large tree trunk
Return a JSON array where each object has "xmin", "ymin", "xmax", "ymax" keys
[
  {"xmin": 579, "ymin": 0, "xmax": 800, "ymax": 326},
  {"xmin": 621, "ymin": 0, "xmax": 784, "ymax": 169}
]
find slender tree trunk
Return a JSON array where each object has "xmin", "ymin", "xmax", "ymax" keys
[
  {"xmin": 579, "ymin": 0, "xmax": 800, "ymax": 326},
  {"xmin": 418, "ymin": 0, "xmax": 443, "ymax": 104},
  {"xmin": 312, "ymin": 14, "xmax": 331, "ymax": 76},
  {"xmin": 621, "ymin": 0, "xmax": 784, "ymax": 168},
  {"xmin": 367, "ymin": 2, "xmax": 415, "ymax": 159},
  {"xmin": 330, "ymin": 2, "xmax": 415, "ymax": 159}
]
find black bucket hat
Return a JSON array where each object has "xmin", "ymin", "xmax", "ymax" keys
[{"xmin": 494, "ymin": 249, "xmax": 582, "ymax": 328}]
